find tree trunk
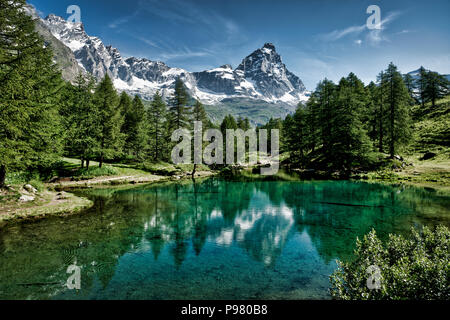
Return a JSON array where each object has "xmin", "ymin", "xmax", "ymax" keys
[
  {"xmin": 99, "ymin": 154, "xmax": 103, "ymax": 168},
  {"xmin": 81, "ymin": 156, "xmax": 85, "ymax": 169},
  {"xmin": 390, "ymin": 77, "xmax": 395, "ymax": 159},
  {"xmin": 0, "ymin": 165, "xmax": 6, "ymax": 189},
  {"xmin": 191, "ymin": 164, "xmax": 197, "ymax": 178},
  {"xmin": 86, "ymin": 160, "xmax": 90, "ymax": 170},
  {"xmin": 379, "ymin": 92, "xmax": 384, "ymax": 153}
]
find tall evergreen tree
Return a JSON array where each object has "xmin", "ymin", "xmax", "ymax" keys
[
  {"xmin": 383, "ymin": 63, "xmax": 412, "ymax": 158},
  {"xmin": 285, "ymin": 106, "xmax": 309, "ymax": 165},
  {"xmin": 0, "ymin": 0, "xmax": 64, "ymax": 187},
  {"xmin": 93, "ymin": 75, "xmax": 124, "ymax": 167},
  {"xmin": 63, "ymin": 73, "xmax": 99, "ymax": 168},
  {"xmin": 375, "ymin": 71, "xmax": 388, "ymax": 152},
  {"xmin": 331, "ymin": 73, "xmax": 372, "ymax": 172},
  {"xmin": 121, "ymin": 93, "xmax": 147, "ymax": 159},
  {"xmin": 148, "ymin": 92, "xmax": 167, "ymax": 161},
  {"xmin": 423, "ymin": 71, "xmax": 449, "ymax": 108},
  {"xmin": 403, "ymin": 73, "xmax": 416, "ymax": 104},
  {"xmin": 416, "ymin": 66, "xmax": 428, "ymax": 108},
  {"xmin": 237, "ymin": 116, "xmax": 251, "ymax": 131},
  {"xmin": 168, "ymin": 78, "xmax": 190, "ymax": 131},
  {"xmin": 315, "ymin": 79, "xmax": 337, "ymax": 167},
  {"xmin": 192, "ymin": 100, "xmax": 209, "ymax": 129}
]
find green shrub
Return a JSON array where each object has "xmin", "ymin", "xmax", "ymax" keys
[
  {"xmin": 73, "ymin": 166, "xmax": 118, "ymax": 180},
  {"xmin": 29, "ymin": 179, "xmax": 44, "ymax": 192},
  {"xmin": 137, "ymin": 162, "xmax": 179, "ymax": 176},
  {"xmin": 5, "ymin": 172, "xmax": 29, "ymax": 185},
  {"xmin": 330, "ymin": 225, "xmax": 449, "ymax": 300}
]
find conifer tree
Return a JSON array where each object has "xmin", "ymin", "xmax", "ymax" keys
[
  {"xmin": 121, "ymin": 93, "xmax": 147, "ymax": 159},
  {"xmin": 0, "ymin": 0, "xmax": 64, "ymax": 187},
  {"xmin": 169, "ymin": 78, "xmax": 190, "ymax": 131},
  {"xmin": 383, "ymin": 63, "xmax": 412, "ymax": 158},
  {"xmin": 403, "ymin": 73, "xmax": 416, "ymax": 104},
  {"xmin": 148, "ymin": 92, "xmax": 168, "ymax": 161},
  {"xmin": 423, "ymin": 71, "xmax": 449, "ymax": 108},
  {"xmin": 375, "ymin": 71, "xmax": 388, "ymax": 152},
  {"xmin": 285, "ymin": 106, "xmax": 309, "ymax": 165},
  {"xmin": 315, "ymin": 79, "xmax": 337, "ymax": 167},
  {"xmin": 63, "ymin": 73, "xmax": 99, "ymax": 168},
  {"xmin": 93, "ymin": 75, "xmax": 124, "ymax": 167},
  {"xmin": 192, "ymin": 100, "xmax": 209, "ymax": 129},
  {"xmin": 416, "ymin": 66, "xmax": 428, "ymax": 108},
  {"xmin": 332, "ymin": 73, "xmax": 372, "ymax": 172}
]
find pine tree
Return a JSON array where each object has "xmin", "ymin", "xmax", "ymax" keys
[
  {"xmin": 63, "ymin": 73, "xmax": 99, "ymax": 168},
  {"xmin": 403, "ymin": 73, "xmax": 416, "ymax": 104},
  {"xmin": 384, "ymin": 63, "xmax": 412, "ymax": 158},
  {"xmin": 220, "ymin": 115, "xmax": 238, "ymax": 159},
  {"xmin": 416, "ymin": 66, "xmax": 428, "ymax": 108},
  {"xmin": 284, "ymin": 105, "xmax": 309, "ymax": 165},
  {"xmin": 332, "ymin": 73, "xmax": 373, "ymax": 172},
  {"xmin": 168, "ymin": 78, "xmax": 190, "ymax": 131},
  {"xmin": 148, "ymin": 92, "xmax": 168, "ymax": 161},
  {"xmin": 192, "ymin": 100, "xmax": 209, "ymax": 129},
  {"xmin": 121, "ymin": 93, "xmax": 147, "ymax": 159},
  {"xmin": 93, "ymin": 75, "xmax": 124, "ymax": 168},
  {"xmin": 423, "ymin": 71, "xmax": 449, "ymax": 108},
  {"xmin": 375, "ymin": 71, "xmax": 388, "ymax": 152},
  {"xmin": 0, "ymin": 0, "xmax": 64, "ymax": 187},
  {"xmin": 315, "ymin": 79, "xmax": 337, "ymax": 167}
]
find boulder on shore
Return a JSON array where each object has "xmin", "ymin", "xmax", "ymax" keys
[
  {"xmin": 19, "ymin": 195, "xmax": 35, "ymax": 202},
  {"xmin": 24, "ymin": 184, "xmax": 38, "ymax": 193}
]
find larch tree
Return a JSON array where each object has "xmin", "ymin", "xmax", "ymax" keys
[
  {"xmin": 0, "ymin": 0, "xmax": 64, "ymax": 187},
  {"xmin": 93, "ymin": 74, "xmax": 124, "ymax": 168},
  {"xmin": 383, "ymin": 63, "xmax": 412, "ymax": 158},
  {"xmin": 148, "ymin": 92, "xmax": 168, "ymax": 161}
]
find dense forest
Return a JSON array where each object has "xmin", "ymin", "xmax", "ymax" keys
[{"xmin": 1, "ymin": 0, "xmax": 449, "ymax": 188}]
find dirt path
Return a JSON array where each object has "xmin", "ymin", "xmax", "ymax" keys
[{"xmin": 49, "ymin": 171, "xmax": 216, "ymax": 189}]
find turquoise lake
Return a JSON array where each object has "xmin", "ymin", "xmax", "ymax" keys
[{"xmin": 0, "ymin": 179, "xmax": 449, "ymax": 299}]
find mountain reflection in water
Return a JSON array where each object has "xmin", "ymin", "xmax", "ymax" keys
[{"xmin": 0, "ymin": 179, "xmax": 449, "ymax": 300}]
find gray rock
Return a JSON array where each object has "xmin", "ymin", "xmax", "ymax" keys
[
  {"xmin": 24, "ymin": 184, "xmax": 38, "ymax": 193},
  {"xmin": 19, "ymin": 195, "xmax": 35, "ymax": 202}
]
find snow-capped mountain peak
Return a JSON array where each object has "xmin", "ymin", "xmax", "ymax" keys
[{"xmin": 40, "ymin": 15, "xmax": 309, "ymax": 106}]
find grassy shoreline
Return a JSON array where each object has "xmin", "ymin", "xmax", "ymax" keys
[
  {"xmin": 1, "ymin": 152, "xmax": 448, "ymax": 227},
  {"xmin": 0, "ymin": 158, "xmax": 217, "ymax": 227}
]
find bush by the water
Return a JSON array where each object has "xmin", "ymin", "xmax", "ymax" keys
[
  {"xmin": 330, "ymin": 225, "xmax": 449, "ymax": 300},
  {"xmin": 72, "ymin": 166, "xmax": 118, "ymax": 180}
]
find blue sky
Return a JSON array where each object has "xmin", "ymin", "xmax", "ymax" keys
[{"xmin": 30, "ymin": 0, "xmax": 450, "ymax": 89}]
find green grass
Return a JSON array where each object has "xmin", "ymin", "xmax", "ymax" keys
[
  {"xmin": 72, "ymin": 166, "xmax": 119, "ymax": 181},
  {"xmin": 410, "ymin": 95, "xmax": 450, "ymax": 153}
]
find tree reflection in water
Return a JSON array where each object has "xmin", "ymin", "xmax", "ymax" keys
[{"xmin": 0, "ymin": 178, "xmax": 448, "ymax": 299}]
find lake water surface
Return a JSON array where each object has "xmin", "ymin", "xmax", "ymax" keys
[{"xmin": 0, "ymin": 179, "xmax": 449, "ymax": 299}]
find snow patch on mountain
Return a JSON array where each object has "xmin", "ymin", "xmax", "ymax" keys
[{"xmin": 41, "ymin": 15, "xmax": 309, "ymax": 105}]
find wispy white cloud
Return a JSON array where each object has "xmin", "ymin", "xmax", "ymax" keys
[
  {"xmin": 318, "ymin": 11, "xmax": 403, "ymax": 46},
  {"xmin": 156, "ymin": 47, "xmax": 213, "ymax": 62},
  {"xmin": 108, "ymin": 11, "xmax": 139, "ymax": 29},
  {"xmin": 108, "ymin": 0, "xmax": 242, "ymax": 61},
  {"xmin": 320, "ymin": 24, "xmax": 366, "ymax": 42},
  {"xmin": 133, "ymin": 36, "xmax": 161, "ymax": 49}
]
